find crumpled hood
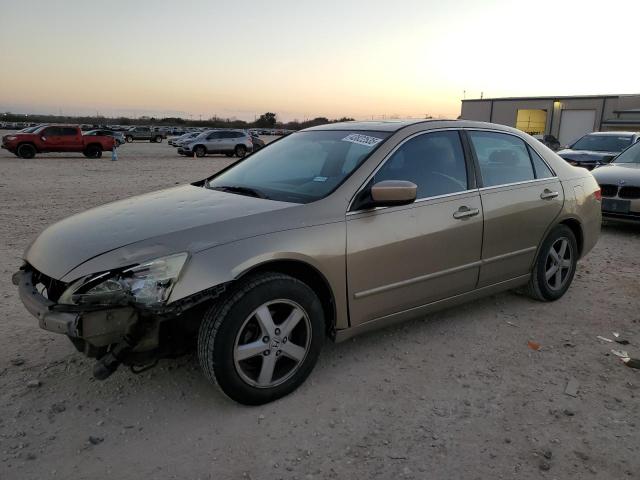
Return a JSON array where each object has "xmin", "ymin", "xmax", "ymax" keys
[
  {"xmin": 557, "ymin": 149, "xmax": 618, "ymax": 163},
  {"xmin": 592, "ymin": 163, "xmax": 640, "ymax": 184},
  {"xmin": 25, "ymin": 185, "xmax": 295, "ymax": 280}
]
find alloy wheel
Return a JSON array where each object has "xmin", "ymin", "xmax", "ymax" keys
[
  {"xmin": 545, "ymin": 237, "xmax": 572, "ymax": 291},
  {"xmin": 233, "ymin": 299, "xmax": 311, "ymax": 388}
]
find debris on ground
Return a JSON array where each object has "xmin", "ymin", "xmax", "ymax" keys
[
  {"xmin": 611, "ymin": 349, "xmax": 629, "ymax": 359},
  {"xmin": 506, "ymin": 321, "xmax": 519, "ymax": 327},
  {"xmin": 597, "ymin": 336, "xmax": 613, "ymax": 343},
  {"xmin": 622, "ymin": 358, "xmax": 640, "ymax": 370},
  {"xmin": 26, "ymin": 380, "xmax": 41, "ymax": 388},
  {"xmin": 610, "ymin": 349, "xmax": 640, "ymax": 369},
  {"xmin": 88, "ymin": 436, "xmax": 104, "ymax": 445},
  {"xmin": 11, "ymin": 358, "xmax": 25, "ymax": 366},
  {"xmin": 612, "ymin": 332, "xmax": 630, "ymax": 345},
  {"xmin": 564, "ymin": 378, "xmax": 580, "ymax": 397},
  {"xmin": 527, "ymin": 341, "xmax": 541, "ymax": 351}
]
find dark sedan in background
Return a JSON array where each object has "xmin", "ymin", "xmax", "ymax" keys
[
  {"xmin": 557, "ymin": 131, "xmax": 640, "ymax": 170},
  {"xmin": 592, "ymin": 139, "xmax": 640, "ymax": 222},
  {"xmin": 85, "ymin": 129, "xmax": 126, "ymax": 146}
]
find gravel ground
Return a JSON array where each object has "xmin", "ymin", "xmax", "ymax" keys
[{"xmin": 0, "ymin": 137, "xmax": 639, "ymax": 480}]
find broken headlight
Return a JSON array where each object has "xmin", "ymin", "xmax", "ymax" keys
[{"xmin": 58, "ymin": 253, "xmax": 188, "ymax": 307}]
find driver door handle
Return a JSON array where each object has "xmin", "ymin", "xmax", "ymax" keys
[
  {"xmin": 453, "ymin": 206, "xmax": 480, "ymax": 219},
  {"xmin": 540, "ymin": 189, "xmax": 559, "ymax": 200}
]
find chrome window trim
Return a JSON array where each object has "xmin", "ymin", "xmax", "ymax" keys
[
  {"xmin": 347, "ymin": 127, "xmax": 560, "ymax": 215},
  {"xmin": 347, "ymin": 127, "xmax": 470, "ymax": 213},
  {"xmin": 478, "ymin": 177, "xmax": 559, "ymax": 192}
]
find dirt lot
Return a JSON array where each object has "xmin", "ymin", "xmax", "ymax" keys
[{"xmin": 1, "ymin": 138, "xmax": 639, "ymax": 480}]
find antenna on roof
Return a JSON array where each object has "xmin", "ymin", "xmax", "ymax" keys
[{"xmin": 480, "ymin": 92, "xmax": 484, "ymax": 99}]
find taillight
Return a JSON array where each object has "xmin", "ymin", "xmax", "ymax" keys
[{"xmin": 594, "ymin": 189, "xmax": 602, "ymax": 201}]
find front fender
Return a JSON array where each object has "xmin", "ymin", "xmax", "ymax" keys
[{"xmin": 168, "ymin": 222, "xmax": 349, "ymax": 329}]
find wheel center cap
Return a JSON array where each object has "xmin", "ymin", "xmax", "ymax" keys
[{"xmin": 271, "ymin": 337, "xmax": 281, "ymax": 349}]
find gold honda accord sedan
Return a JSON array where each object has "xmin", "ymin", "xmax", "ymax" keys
[{"xmin": 13, "ymin": 120, "xmax": 601, "ymax": 404}]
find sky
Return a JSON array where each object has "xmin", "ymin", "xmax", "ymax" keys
[{"xmin": 1, "ymin": 0, "xmax": 639, "ymax": 122}]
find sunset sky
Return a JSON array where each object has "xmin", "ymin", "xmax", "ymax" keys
[{"xmin": 1, "ymin": 0, "xmax": 639, "ymax": 122}]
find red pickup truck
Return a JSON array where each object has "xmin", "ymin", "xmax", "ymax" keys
[{"xmin": 1, "ymin": 125, "xmax": 116, "ymax": 159}]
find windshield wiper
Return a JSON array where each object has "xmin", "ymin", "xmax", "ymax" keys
[{"xmin": 209, "ymin": 184, "xmax": 269, "ymax": 199}]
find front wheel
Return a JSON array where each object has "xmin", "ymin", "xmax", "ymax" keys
[
  {"xmin": 125, "ymin": 135, "xmax": 133, "ymax": 143},
  {"xmin": 194, "ymin": 145, "xmax": 206, "ymax": 158},
  {"xmin": 198, "ymin": 272, "xmax": 324, "ymax": 405},
  {"xmin": 526, "ymin": 224, "xmax": 578, "ymax": 301},
  {"xmin": 153, "ymin": 136, "xmax": 163, "ymax": 143},
  {"xmin": 17, "ymin": 144, "xmax": 36, "ymax": 159},
  {"xmin": 235, "ymin": 145, "xmax": 247, "ymax": 158}
]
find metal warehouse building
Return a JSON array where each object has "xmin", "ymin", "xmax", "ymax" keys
[{"xmin": 461, "ymin": 94, "xmax": 640, "ymax": 146}]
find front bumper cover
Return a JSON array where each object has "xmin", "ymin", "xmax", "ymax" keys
[{"xmin": 13, "ymin": 270, "xmax": 81, "ymax": 337}]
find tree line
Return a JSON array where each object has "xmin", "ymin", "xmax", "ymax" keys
[{"xmin": 1, "ymin": 111, "xmax": 355, "ymax": 131}]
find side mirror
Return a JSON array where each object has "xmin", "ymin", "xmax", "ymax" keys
[{"xmin": 369, "ymin": 180, "xmax": 417, "ymax": 207}]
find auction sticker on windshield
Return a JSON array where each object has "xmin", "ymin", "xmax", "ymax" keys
[{"xmin": 342, "ymin": 133, "xmax": 384, "ymax": 147}]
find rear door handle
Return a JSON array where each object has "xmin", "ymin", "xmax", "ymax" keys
[
  {"xmin": 540, "ymin": 189, "xmax": 559, "ymax": 200},
  {"xmin": 453, "ymin": 206, "xmax": 480, "ymax": 219}
]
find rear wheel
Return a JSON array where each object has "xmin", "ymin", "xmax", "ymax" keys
[
  {"xmin": 526, "ymin": 224, "xmax": 578, "ymax": 301},
  {"xmin": 198, "ymin": 272, "xmax": 324, "ymax": 405},
  {"xmin": 17, "ymin": 144, "xmax": 36, "ymax": 159},
  {"xmin": 84, "ymin": 145, "xmax": 102, "ymax": 158},
  {"xmin": 125, "ymin": 135, "xmax": 133, "ymax": 143},
  {"xmin": 235, "ymin": 145, "xmax": 247, "ymax": 158},
  {"xmin": 153, "ymin": 136, "xmax": 163, "ymax": 143},
  {"xmin": 194, "ymin": 145, "xmax": 207, "ymax": 158}
]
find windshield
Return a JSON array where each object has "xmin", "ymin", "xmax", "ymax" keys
[
  {"xmin": 571, "ymin": 134, "xmax": 632, "ymax": 152},
  {"xmin": 613, "ymin": 141, "xmax": 640, "ymax": 164},
  {"xmin": 206, "ymin": 130, "xmax": 390, "ymax": 203}
]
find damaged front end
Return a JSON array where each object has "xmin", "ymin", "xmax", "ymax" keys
[{"xmin": 13, "ymin": 257, "xmax": 226, "ymax": 380}]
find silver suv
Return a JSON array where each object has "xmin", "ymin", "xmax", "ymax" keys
[{"xmin": 179, "ymin": 129, "xmax": 253, "ymax": 158}]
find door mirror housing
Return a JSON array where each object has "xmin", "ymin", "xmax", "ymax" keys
[{"xmin": 367, "ymin": 180, "xmax": 417, "ymax": 208}]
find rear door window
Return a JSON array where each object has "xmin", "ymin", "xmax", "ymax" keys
[
  {"xmin": 61, "ymin": 127, "xmax": 77, "ymax": 136},
  {"xmin": 468, "ymin": 131, "xmax": 535, "ymax": 187},
  {"xmin": 42, "ymin": 127, "xmax": 62, "ymax": 136},
  {"xmin": 527, "ymin": 146, "xmax": 555, "ymax": 179}
]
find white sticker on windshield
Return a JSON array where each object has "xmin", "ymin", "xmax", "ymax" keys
[
  {"xmin": 313, "ymin": 176, "xmax": 328, "ymax": 182},
  {"xmin": 342, "ymin": 133, "xmax": 383, "ymax": 147}
]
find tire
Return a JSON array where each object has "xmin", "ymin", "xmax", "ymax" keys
[
  {"xmin": 194, "ymin": 145, "xmax": 206, "ymax": 158},
  {"xmin": 125, "ymin": 135, "xmax": 133, "ymax": 143},
  {"xmin": 235, "ymin": 145, "xmax": 247, "ymax": 158},
  {"xmin": 525, "ymin": 224, "xmax": 578, "ymax": 301},
  {"xmin": 154, "ymin": 136, "xmax": 163, "ymax": 143},
  {"xmin": 17, "ymin": 143, "xmax": 36, "ymax": 159},
  {"xmin": 84, "ymin": 145, "xmax": 102, "ymax": 159},
  {"xmin": 198, "ymin": 272, "xmax": 324, "ymax": 405}
]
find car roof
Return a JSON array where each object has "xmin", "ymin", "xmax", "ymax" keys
[
  {"xmin": 304, "ymin": 119, "xmax": 438, "ymax": 132},
  {"xmin": 302, "ymin": 119, "xmax": 528, "ymax": 134}
]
